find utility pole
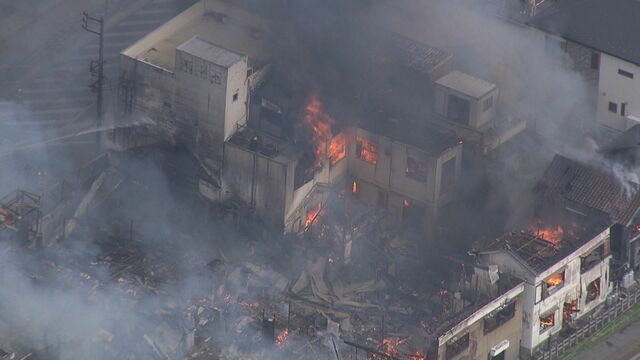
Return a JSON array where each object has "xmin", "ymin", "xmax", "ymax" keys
[{"xmin": 82, "ymin": 11, "xmax": 105, "ymax": 155}]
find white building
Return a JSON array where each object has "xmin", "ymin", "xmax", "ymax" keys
[
  {"xmin": 474, "ymin": 214, "xmax": 613, "ymax": 356},
  {"xmin": 528, "ymin": 0, "xmax": 640, "ymax": 132}
]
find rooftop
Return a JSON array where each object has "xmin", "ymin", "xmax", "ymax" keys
[
  {"xmin": 358, "ymin": 110, "xmax": 461, "ymax": 155},
  {"xmin": 538, "ymin": 154, "xmax": 640, "ymax": 225},
  {"xmin": 435, "ymin": 70, "xmax": 497, "ymax": 99},
  {"xmin": 384, "ymin": 32, "xmax": 452, "ymax": 77},
  {"xmin": 122, "ymin": 0, "xmax": 270, "ymax": 71},
  {"xmin": 477, "ymin": 210, "xmax": 611, "ymax": 274},
  {"xmin": 176, "ymin": 36, "xmax": 246, "ymax": 68},
  {"xmin": 528, "ymin": 0, "xmax": 640, "ymax": 66}
]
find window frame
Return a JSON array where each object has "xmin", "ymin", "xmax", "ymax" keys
[{"xmin": 618, "ymin": 69, "xmax": 634, "ymax": 79}]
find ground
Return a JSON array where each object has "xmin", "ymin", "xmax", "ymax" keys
[{"xmin": 561, "ymin": 300, "xmax": 640, "ymax": 360}]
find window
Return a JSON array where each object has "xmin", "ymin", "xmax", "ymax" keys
[
  {"xmin": 356, "ymin": 137, "xmax": 378, "ymax": 165},
  {"xmin": 440, "ymin": 158, "xmax": 456, "ymax": 195},
  {"xmin": 233, "ymin": 92, "xmax": 239, "ymax": 102},
  {"xmin": 609, "ymin": 102, "xmax": 618, "ymax": 114},
  {"xmin": 622, "ymin": 103, "xmax": 627, "ymax": 117},
  {"xmin": 590, "ymin": 52, "xmax": 600, "ymax": 70},
  {"xmin": 539, "ymin": 312, "xmax": 555, "ymax": 333},
  {"xmin": 535, "ymin": 283, "xmax": 543, "ymax": 304},
  {"xmin": 406, "ymin": 157, "xmax": 428, "ymax": 182},
  {"xmin": 483, "ymin": 96, "xmax": 494, "ymax": 112},
  {"xmin": 484, "ymin": 301, "xmax": 516, "ymax": 334},
  {"xmin": 447, "ymin": 94, "xmax": 471, "ymax": 125},
  {"xmin": 586, "ymin": 278, "xmax": 601, "ymax": 303},
  {"xmin": 618, "ymin": 69, "xmax": 634, "ymax": 79},
  {"xmin": 581, "ymin": 244, "xmax": 605, "ymax": 273},
  {"xmin": 544, "ymin": 271, "xmax": 565, "ymax": 295},
  {"xmin": 446, "ymin": 333, "xmax": 469, "ymax": 359},
  {"xmin": 328, "ymin": 133, "xmax": 346, "ymax": 165}
]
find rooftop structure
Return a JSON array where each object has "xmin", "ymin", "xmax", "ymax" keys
[
  {"xmin": 435, "ymin": 70, "xmax": 497, "ymax": 100},
  {"xmin": 478, "ymin": 210, "xmax": 611, "ymax": 274},
  {"xmin": 121, "ymin": 0, "xmax": 270, "ymax": 72},
  {"xmin": 538, "ymin": 154, "xmax": 640, "ymax": 225},
  {"xmin": 528, "ymin": 0, "xmax": 640, "ymax": 66}
]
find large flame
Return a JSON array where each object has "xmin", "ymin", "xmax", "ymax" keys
[
  {"xmin": 528, "ymin": 220, "xmax": 564, "ymax": 247},
  {"xmin": 304, "ymin": 96, "xmax": 336, "ymax": 171},
  {"xmin": 328, "ymin": 132, "xmax": 347, "ymax": 165}
]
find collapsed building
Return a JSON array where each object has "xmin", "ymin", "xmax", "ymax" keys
[{"xmin": 113, "ymin": 0, "xmax": 526, "ymax": 236}]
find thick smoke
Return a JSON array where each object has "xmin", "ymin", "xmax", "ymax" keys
[{"xmin": 0, "ymin": 0, "xmax": 635, "ymax": 358}]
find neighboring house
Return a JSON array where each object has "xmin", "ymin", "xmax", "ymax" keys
[
  {"xmin": 433, "ymin": 272, "xmax": 524, "ymax": 360},
  {"xmin": 473, "ymin": 209, "xmax": 613, "ymax": 357},
  {"xmin": 536, "ymin": 154, "xmax": 640, "ymax": 279},
  {"xmin": 527, "ymin": 0, "xmax": 640, "ymax": 131}
]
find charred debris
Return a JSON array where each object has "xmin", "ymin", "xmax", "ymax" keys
[{"xmin": 2, "ymin": 0, "xmax": 640, "ymax": 359}]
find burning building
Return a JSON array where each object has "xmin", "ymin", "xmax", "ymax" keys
[
  {"xmin": 536, "ymin": 154, "xmax": 640, "ymax": 283},
  {"xmin": 472, "ymin": 208, "xmax": 613, "ymax": 357}
]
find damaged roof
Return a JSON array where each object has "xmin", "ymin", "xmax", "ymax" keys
[
  {"xmin": 539, "ymin": 154, "xmax": 640, "ymax": 225},
  {"xmin": 385, "ymin": 32, "xmax": 452, "ymax": 76},
  {"xmin": 528, "ymin": 0, "xmax": 640, "ymax": 66}
]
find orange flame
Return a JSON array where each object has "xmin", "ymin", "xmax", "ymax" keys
[
  {"xmin": 371, "ymin": 338, "xmax": 408, "ymax": 359},
  {"xmin": 275, "ymin": 327, "xmax": 289, "ymax": 348},
  {"xmin": 305, "ymin": 203, "xmax": 322, "ymax": 230},
  {"xmin": 545, "ymin": 272, "xmax": 564, "ymax": 287},
  {"xmin": 352, "ymin": 180, "xmax": 358, "ymax": 194},
  {"xmin": 410, "ymin": 352, "xmax": 426, "ymax": 360},
  {"xmin": 528, "ymin": 220, "xmax": 564, "ymax": 247},
  {"xmin": 540, "ymin": 317, "xmax": 554, "ymax": 327},
  {"xmin": 304, "ymin": 96, "xmax": 335, "ymax": 171},
  {"xmin": 357, "ymin": 136, "xmax": 378, "ymax": 165},
  {"xmin": 328, "ymin": 133, "xmax": 347, "ymax": 165}
]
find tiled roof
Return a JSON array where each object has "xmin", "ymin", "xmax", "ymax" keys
[{"xmin": 539, "ymin": 155, "xmax": 640, "ymax": 225}]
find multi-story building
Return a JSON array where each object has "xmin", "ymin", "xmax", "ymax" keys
[
  {"xmin": 433, "ymin": 271, "xmax": 524, "ymax": 360},
  {"xmin": 473, "ymin": 209, "xmax": 613, "ymax": 357},
  {"xmin": 526, "ymin": 0, "xmax": 640, "ymax": 132}
]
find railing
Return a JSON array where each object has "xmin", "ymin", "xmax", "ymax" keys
[{"xmin": 535, "ymin": 286, "xmax": 640, "ymax": 360}]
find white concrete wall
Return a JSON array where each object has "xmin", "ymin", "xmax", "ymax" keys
[
  {"xmin": 597, "ymin": 53, "xmax": 640, "ymax": 131},
  {"xmin": 434, "ymin": 86, "xmax": 499, "ymax": 129}
]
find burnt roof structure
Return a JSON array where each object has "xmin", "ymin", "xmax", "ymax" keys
[
  {"xmin": 478, "ymin": 214, "xmax": 610, "ymax": 274},
  {"xmin": 528, "ymin": 0, "xmax": 640, "ymax": 66},
  {"xmin": 538, "ymin": 154, "xmax": 640, "ymax": 225}
]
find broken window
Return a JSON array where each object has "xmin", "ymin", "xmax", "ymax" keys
[
  {"xmin": 539, "ymin": 312, "xmax": 555, "ymax": 333},
  {"xmin": 544, "ymin": 271, "xmax": 565, "ymax": 295},
  {"xmin": 563, "ymin": 299, "xmax": 579, "ymax": 325},
  {"xmin": 590, "ymin": 52, "xmax": 600, "ymax": 70},
  {"xmin": 406, "ymin": 156, "xmax": 428, "ymax": 182},
  {"xmin": 581, "ymin": 244, "xmax": 605, "ymax": 273},
  {"xmin": 356, "ymin": 137, "xmax": 378, "ymax": 165},
  {"xmin": 483, "ymin": 96, "xmax": 494, "ymax": 112},
  {"xmin": 440, "ymin": 158, "xmax": 456, "ymax": 195},
  {"xmin": 586, "ymin": 278, "xmax": 601, "ymax": 303},
  {"xmin": 447, "ymin": 94, "xmax": 471, "ymax": 125},
  {"xmin": 609, "ymin": 102, "xmax": 618, "ymax": 114},
  {"xmin": 446, "ymin": 333, "xmax": 469, "ymax": 360},
  {"xmin": 484, "ymin": 301, "xmax": 516, "ymax": 334},
  {"xmin": 233, "ymin": 92, "xmax": 239, "ymax": 102}
]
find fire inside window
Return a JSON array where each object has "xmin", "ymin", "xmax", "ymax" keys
[
  {"xmin": 586, "ymin": 278, "xmax": 601, "ymax": 303},
  {"xmin": 356, "ymin": 137, "xmax": 378, "ymax": 165},
  {"xmin": 304, "ymin": 203, "xmax": 322, "ymax": 231},
  {"xmin": 539, "ymin": 312, "xmax": 555, "ymax": 333},
  {"xmin": 328, "ymin": 133, "xmax": 347, "ymax": 165},
  {"xmin": 543, "ymin": 271, "xmax": 565, "ymax": 297},
  {"xmin": 351, "ymin": 181, "xmax": 358, "ymax": 194},
  {"xmin": 406, "ymin": 157, "xmax": 428, "ymax": 182}
]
